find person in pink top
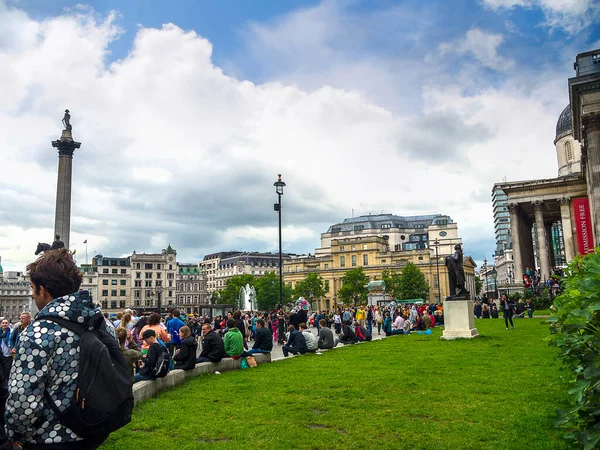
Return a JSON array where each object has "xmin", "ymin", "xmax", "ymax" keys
[{"xmin": 140, "ymin": 313, "xmax": 171, "ymax": 351}]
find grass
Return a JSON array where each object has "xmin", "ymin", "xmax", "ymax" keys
[{"xmin": 102, "ymin": 318, "xmax": 567, "ymax": 450}]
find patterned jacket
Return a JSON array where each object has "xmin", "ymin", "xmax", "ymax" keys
[{"xmin": 5, "ymin": 290, "xmax": 115, "ymax": 446}]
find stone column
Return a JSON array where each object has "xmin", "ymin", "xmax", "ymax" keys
[
  {"xmin": 583, "ymin": 114, "xmax": 600, "ymax": 246},
  {"xmin": 533, "ymin": 201, "xmax": 550, "ymax": 280},
  {"xmin": 508, "ymin": 203, "xmax": 523, "ymax": 282},
  {"xmin": 559, "ymin": 197, "xmax": 576, "ymax": 263},
  {"xmin": 52, "ymin": 127, "xmax": 81, "ymax": 250}
]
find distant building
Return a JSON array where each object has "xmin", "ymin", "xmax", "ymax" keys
[
  {"xmin": 0, "ymin": 269, "xmax": 32, "ymax": 323},
  {"xmin": 176, "ymin": 263, "xmax": 207, "ymax": 314},
  {"xmin": 78, "ymin": 263, "xmax": 98, "ymax": 303},
  {"xmin": 200, "ymin": 252, "xmax": 242, "ymax": 294},
  {"xmin": 95, "ymin": 255, "xmax": 131, "ymax": 314},
  {"xmin": 130, "ymin": 245, "xmax": 177, "ymax": 313}
]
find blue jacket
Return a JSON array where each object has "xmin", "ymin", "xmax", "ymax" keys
[
  {"xmin": 287, "ymin": 329, "xmax": 307, "ymax": 352},
  {"xmin": 5, "ymin": 290, "xmax": 116, "ymax": 446},
  {"xmin": 167, "ymin": 317, "xmax": 184, "ymax": 344}
]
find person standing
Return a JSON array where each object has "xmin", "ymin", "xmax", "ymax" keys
[
  {"xmin": 9, "ymin": 312, "xmax": 30, "ymax": 355},
  {"xmin": 366, "ymin": 306, "xmax": 373, "ymax": 335},
  {"xmin": 501, "ymin": 294, "xmax": 515, "ymax": 330}
]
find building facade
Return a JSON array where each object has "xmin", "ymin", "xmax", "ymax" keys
[
  {"xmin": 200, "ymin": 252, "xmax": 241, "ymax": 294},
  {"xmin": 78, "ymin": 263, "xmax": 98, "ymax": 303},
  {"xmin": 130, "ymin": 245, "xmax": 178, "ymax": 313},
  {"xmin": 0, "ymin": 270, "xmax": 32, "ymax": 323},
  {"xmin": 176, "ymin": 264, "xmax": 207, "ymax": 314},
  {"xmin": 95, "ymin": 255, "xmax": 131, "ymax": 314}
]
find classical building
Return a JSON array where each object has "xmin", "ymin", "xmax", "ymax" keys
[
  {"xmin": 130, "ymin": 245, "xmax": 178, "ymax": 313},
  {"xmin": 95, "ymin": 255, "xmax": 131, "ymax": 314},
  {"xmin": 78, "ymin": 263, "xmax": 98, "ymax": 302},
  {"xmin": 0, "ymin": 270, "xmax": 32, "ymax": 323},
  {"xmin": 200, "ymin": 252, "xmax": 241, "ymax": 294},
  {"xmin": 176, "ymin": 264, "xmax": 207, "ymax": 314},
  {"xmin": 284, "ymin": 218, "xmax": 476, "ymax": 309}
]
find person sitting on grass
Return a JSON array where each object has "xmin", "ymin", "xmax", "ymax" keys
[
  {"xmin": 422, "ymin": 311, "xmax": 432, "ymax": 330},
  {"xmin": 134, "ymin": 329, "xmax": 161, "ymax": 384},
  {"xmin": 317, "ymin": 319, "xmax": 334, "ymax": 350},
  {"xmin": 299, "ymin": 322, "xmax": 318, "ymax": 353},
  {"xmin": 383, "ymin": 311, "xmax": 393, "ymax": 336},
  {"xmin": 116, "ymin": 327, "xmax": 142, "ymax": 383},
  {"xmin": 387, "ymin": 313, "xmax": 405, "ymax": 336},
  {"xmin": 334, "ymin": 320, "xmax": 356, "ymax": 346},
  {"xmin": 224, "ymin": 319, "xmax": 245, "ymax": 359},
  {"xmin": 246, "ymin": 319, "xmax": 273, "ymax": 355},
  {"xmin": 196, "ymin": 322, "xmax": 226, "ymax": 364},
  {"xmin": 354, "ymin": 321, "xmax": 372, "ymax": 341},
  {"xmin": 282, "ymin": 325, "xmax": 308, "ymax": 357},
  {"xmin": 173, "ymin": 326, "xmax": 198, "ymax": 370}
]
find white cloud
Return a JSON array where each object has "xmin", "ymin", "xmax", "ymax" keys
[{"xmin": 438, "ymin": 28, "xmax": 514, "ymax": 70}]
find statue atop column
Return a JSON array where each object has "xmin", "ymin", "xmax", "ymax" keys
[
  {"xmin": 445, "ymin": 244, "xmax": 470, "ymax": 300},
  {"xmin": 51, "ymin": 234, "xmax": 65, "ymax": 250},
  {"xmin": 62, "ymin": 109, "xmax": 72, "ymax": 131}
]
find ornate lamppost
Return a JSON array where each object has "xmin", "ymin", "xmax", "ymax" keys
[
  {"xmin": 274, "ymin": 174, "xmax": 286, "ymax": 308},
  {"xmin": 490, "ymin": 267, "xmax": 498, "ymax": 300},
  {"xmin": 433, "ymin": 239, "xmax": 441, "ymax": 304},
  {"xmin": 155, "ymin": 284, "xmax": 164, "ymax": 315}
]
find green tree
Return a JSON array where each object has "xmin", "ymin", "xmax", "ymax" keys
[
  {"xmin": 475, "ymin": 277, "xmax": 482, "ymax": 296},
  {"xmin": 381, "ymin": 269, "xmax": 402, "ymax": 300},
  {"xmin": 397, "ymin": 262, "xmax": 430, "ymax": 300},
  {"xmin": 254, "ymin": 271, "xmax": 293, "ymax": 311},
  {"xmin": 293, "ymin": 273, "xmax": 326, "ymax": 308},
  {"xmin": 218, "ymin": 274, "xmax": 256, "ymax": 309},
  {"xmin": 338, "ymin": 268, "xmax": 368, "ymax": 306}
]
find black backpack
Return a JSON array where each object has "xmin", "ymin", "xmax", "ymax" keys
[
  {"xmin": 43, "ymin": 315, "xmax": 134, "ymax": 441},
  {"xmin": 152, "ymin": 341, "xmax": 171, "ymax": 378}
]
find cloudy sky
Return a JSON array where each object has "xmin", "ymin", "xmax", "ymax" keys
[{"xmin": 1, "ymin": 0, "xmax": 599, "ymax": 271}]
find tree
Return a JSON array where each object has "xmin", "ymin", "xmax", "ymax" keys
[
  {"xmin": 218, "ymin": 274, "xmax": 256, "ymax": 309},
  {"xmin": 381, "ymin": 269, "xmax": 402, "ymax": 300},
  {"xmin": 397, "ymin": 262, "xmax": 430, "ymax": 300},
  {"xmin": 475, "ymin": 277, "xmax": 482, "ymax": 296},
  {"xmin": 254, "ymin": 271, "xmax": 293, "ymax": 311},
  {"xmin": 293, "ymin": 273, "xmax": 326, "ymax": 308},
  {"xmin": 337, "ymin": 267, "xmax": 368, "ymax": 306}
]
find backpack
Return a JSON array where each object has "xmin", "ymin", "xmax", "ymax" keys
[
  {"xmin": 43, "ymin": 315, "xmax": 134, "ymax": 441},
  {"xmin": 152, "ymin": 340, "xmax": 171, "ymax": 378}
]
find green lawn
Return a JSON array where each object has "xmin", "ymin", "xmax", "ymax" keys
[{"xmin": 102, "ymin": 319, "xmax": 567, "ymax": 450}]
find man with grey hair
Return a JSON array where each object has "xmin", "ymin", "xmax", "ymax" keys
[{"xmin": 9, "ymin": 312, "xmax": 30, "ymax": 355}]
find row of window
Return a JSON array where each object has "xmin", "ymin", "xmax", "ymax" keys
[
  {"xmin": 101, "ymin": 279, "xmax": 127, "ymax": 286},
  {"xmin": 340, "ymin": 254, "xmax": 369, "ymax": 267}
]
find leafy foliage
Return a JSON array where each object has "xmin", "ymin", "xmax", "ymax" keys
[
  {"xmin": 217, "ymin": 274, "xmax": 256, "ymax": 309},
  {"xmin": 397, "ymin": 262, "xmax": 430, "ymax": 300},
  {"xmin": 381, "ymin": 269, "xmax": 402, "ymax": 300},
  {"xmin": 475, "ymin": 277, "xmax": 482, "ymax": 296},
  {"xmin": 293, "ymin": 273, "xmax": 326, "ymax": 307},
  {"xmin": 338, "ymin": 268, "xmax": 368, "ymax": 306},
  {"xmin": 548, "ymin": 248, "xmax": 600, "ymax": 449},
  {"xmin": 254, "ymin": 271, "xmax": 292, "ymax": 311}
]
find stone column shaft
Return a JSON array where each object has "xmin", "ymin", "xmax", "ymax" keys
[
  {"xmin": 508, "ymin": 204, "xmax": 523, "ymax": 281},
  {"xmin": 583, "ymin": 116, "xmax": 600, "ymax": 246},
  {"xmin": 559, "ymin": 198, "xmax": 576, "ymax": 263},
  {"xmin": 534, "ymin": 201, "xmax": 550, "ymax": 280},
  {"xmin": 54, "ymin": 155, "xmax": 73, "ymax": 250}
]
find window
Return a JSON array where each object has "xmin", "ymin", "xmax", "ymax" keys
[
  {"xmin": 136, "ymin": 272, "xmax": 141, "ymax": 279},
  {"xmin": 296, "ymin": 266, "xmax": 300, "ymax": 272},
  {"xmin": 169, "ymin": 290, "xmax": 173, "ymax": 297},
  {"xmin": 363, "ymin": 254, "xmax": 368, "ymax": 265},
  {"xmin": 434, "ymin": 275, "xmax": 439, "ymax": 288},
  {"xmin": 354, "ymin": 225, "xmax": 364, "ymax": 231},
  {"xmin": 381, "ymin": 224, "xmax": 391, "ymax": 229},
  {"xmin": 351, "ymin": 245, "xmax": 356, "ymax": 250},
  {"xmin": 145, "ymin": 263, "xmax": 153, "ymax": 270},
  {"xmin": 119, "ymin": 301, "xmax": 126, "ymax": 308},
  {"xmin": 135, "ymin": 263, "xmax": 141, "ymax": 269},
  {"xmin": 102, "ymin": 268, "xmax": 109, "ymax": 274},
  {"xmin": 120, "ymin": 280, "xmax": 126, "ymax": 285},
  {"xmin": 339, "ymin": 246, "xmax": 345, "ymax": 251},
  {"xmin": 145, "ymin": 280, "xmax": 152, "ymax": 288},
  {"xmin": 363, "ymin": 244, "xmax": 368, "ymax": 250},
  {"xmin": 102, "ymin": 280, "xmax": 108, "ymax": 286},
  {"xmin": 87, "ymin": 278, "xmax": 92, "ymax": 283},
  {"xmin": 324, "ymin": 280, "xmax": 329, "ymax": 292},
  {"xmin": 169, "ymin": 265, "xmax": 173, "ymax": 270},
  {"xmin": 120, "ymin": 290, "xmax": 126, "ymax": 296},
  {"xmin": 418, "ymin": 256, "xmax": 423, "ymax": 260},
  {"xmin": 169, "ymin": 280, "xmax": 173, "ymax": 287},
  {"xmin": 111, "ymin": 280, "xmax": 117, "ymax": 285},
  {"xmin": 381, "ymin": 259, "xmax": 386, "ymax": 264},
  {"xmin": 101, "ymin": 289, "xmax": 108, "ymax": 297},
  {"xmin": 156, "ymin": 264, "xmax": 161, "ymax": 270},
  {"xmin": 145, "ymin": 273, "xmax": 152, "ymax": 279},
  {"xmin": 324, "ymin": 263, "xmax": 329, "ymax": 269},
  {"xmin": 340, "ymin": 256, "xmax": 345, "ymax": 267},
  {"xmin": 134, "ymin": 280, "xmax": 141, "ymax": 287},
  {"xmin": 135, "ymin": 290, "xmax": 141, "ymax": 298},
  {"xmin": 111, "ymin": 269, "xmax": 118, "ymax": 274},
  {"xmin": 121, "ymin": 269, "xmax": 126, "ymax": 274},
  {"xmin": 351, "ymin": 255, "xmax": 357, "ymax": 266},
  {"xmin": 111, "ymin": 290, "xmax": 117, "ymax": 297},
  {"xmin": 565, "ymin": 141, "xmax": 573, "ymax": 162}
]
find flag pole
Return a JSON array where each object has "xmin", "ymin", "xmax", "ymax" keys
[{"xmin": 85, "ymin": 241, "xmax": 88, "ymax": 265}]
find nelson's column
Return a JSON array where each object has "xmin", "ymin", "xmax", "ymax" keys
[{"xmin": 51, "ymin": 109, "xmax": 81, "ymax": 250}]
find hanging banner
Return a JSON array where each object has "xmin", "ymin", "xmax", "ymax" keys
[{"xmin": 573, "ymin": 197, "xmax": 595, "ymax": 255}]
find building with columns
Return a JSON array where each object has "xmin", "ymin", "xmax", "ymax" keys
[
  {"xmin": 0, "ymin": 270, "xmax": 32, "ymax": 323},
  {"xmin": 494, "ymin": 50, "xmax": 600, "ymax": 283}
]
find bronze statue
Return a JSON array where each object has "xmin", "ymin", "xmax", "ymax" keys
[
  {"xmin": 35, "ymin": 243, "xmax": 51, "ymax": 255},
  {"xmin": 62, "ymin": 109, "xmax": 71, "ymax": 131},
  {"xmin": 445, "ymin": 244, "xmax": 470, "ymax": 299},
  {"xmin": 51, "ymin": 234, "xmax": 65, "ymax": 250}
]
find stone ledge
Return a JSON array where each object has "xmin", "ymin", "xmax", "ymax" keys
[{"xmin": 132, "ymin": 353, "xmax": 272, "ymax": 405}]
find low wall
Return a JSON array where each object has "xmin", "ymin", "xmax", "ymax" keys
[{"xmin": 132, "ymin": 353, "xmax": 272, "ymax": 405}]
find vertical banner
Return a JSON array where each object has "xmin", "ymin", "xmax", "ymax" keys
[{"xmin": 573, "ymin": 197, "xmax": 595, "ymax": 255}]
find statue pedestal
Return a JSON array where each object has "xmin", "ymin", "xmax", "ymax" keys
[{"xmin": 441, "ymin": 299, "xmax": 479, "ymax": 340}]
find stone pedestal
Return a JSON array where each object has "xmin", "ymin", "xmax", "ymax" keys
[{"xmin": 441, "ymin": 299, "xmax": 479, "ymax": 340}]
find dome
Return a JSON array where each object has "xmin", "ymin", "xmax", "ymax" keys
[{"xmin": 555, "ymin": 105, "xmax": 572, "ymax": 141}]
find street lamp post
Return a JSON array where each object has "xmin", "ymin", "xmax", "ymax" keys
[
  {"xmin": 309, "ymin": 290, "xmax": 314, "ymax": 312},
  {"xmin": 490, "ymin": 267, "xmax": 498, "ymax": 300},
  {"xmin": 274, "ymin": 174, "xmax": 286, "ymax": 309},
  {"xmin": 155, "ymin": 284, "xmax": 164, "ymax": 315},
  {"xmin": 483, "ymin": 258, "xmax": 489, "ymax": 298},
  {"xmin": 433, "ymin": 239, "xmax": 441, "ymax": 304}
]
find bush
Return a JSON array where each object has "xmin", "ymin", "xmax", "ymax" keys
[{"xmin": 548, "ymin": 248, "xmax": 600, "ymax": 449}]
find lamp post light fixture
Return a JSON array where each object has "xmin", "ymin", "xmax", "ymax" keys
[
  {"xmin": 490, "ymin": 267, "xmax": 498, "ymax": 300},
  {"xmin": 155, "ymin": 284, "xmax": 164, "ymax": 315},
  {"xmin": 309, "ymin": 290, "xmax": 314, "ymax": 311},
  {"xmin": 433, "ymin": 239, "xmax": 441, "ymax": 304},
  {"xmin": 274, "ymin": 174, "xmax": 286, "ymax": 309}
]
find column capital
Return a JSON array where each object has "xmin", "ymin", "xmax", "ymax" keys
[
  {"xmin": 558, "ymin": 197, "xmax": 571, "ymax": 205},
  {"xmin": 532, "ymin": 200, "xmax": 544, "ymax": 211},
  {"xmin": 507, "ymin": 203, "xmax": 519, "ymax": 214},
  {"xmin": 583, "ymin": 113, "xmax": 600, "ymax": 133}
]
